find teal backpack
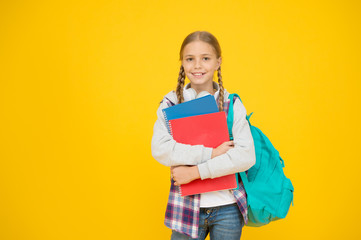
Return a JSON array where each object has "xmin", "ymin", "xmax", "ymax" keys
[{"xmin": 227, "ymin": 93, "xmax": 294, "ymax": 227}]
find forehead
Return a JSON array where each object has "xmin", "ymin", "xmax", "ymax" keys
[{"xmin": 183, "ymin": 41, "xmax": 216, "ymax": 56}]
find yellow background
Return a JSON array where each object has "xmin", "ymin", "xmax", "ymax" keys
[{"xmin": 1, "ymin": 0, "xmax": 360, "ymax": 239}]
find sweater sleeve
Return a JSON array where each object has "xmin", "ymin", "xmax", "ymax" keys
[
  {"xmin": 151, "ymin": 100, "xmax": 213, "ymax": 167},
  {"xmin": 197, "ymin": 98, "xmax": 256, "ymax": 179}
]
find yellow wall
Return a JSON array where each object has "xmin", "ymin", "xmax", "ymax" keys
[{"xmin": 1, "ymin": 0, "xmax": 360, "ymax": 239}]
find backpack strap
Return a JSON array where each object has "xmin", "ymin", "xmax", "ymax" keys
[
  {"xmin": 227, "ymin": 93, "xmax": 242, "ymax": 141},
  {"xmin": 227, "ymin": 93, "xmax": 251, "ymax": 193}
]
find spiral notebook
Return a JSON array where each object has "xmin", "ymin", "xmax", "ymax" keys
[
  {"xmin": 162, "ymin": 95, "xmax": 219, "ymax": 134},
  {"xmin": 168, "ymin": 111, "xmax": 239, "ymax": 196}
]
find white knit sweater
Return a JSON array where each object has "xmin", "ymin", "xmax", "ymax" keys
[{"xmin": 151, "ymin": 82, "xmax": 256, "ymax": 206}]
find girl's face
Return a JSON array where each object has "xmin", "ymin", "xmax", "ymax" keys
[{"xmin": 182, "ymin": 41, "xmax": 222, "ymax": 93}]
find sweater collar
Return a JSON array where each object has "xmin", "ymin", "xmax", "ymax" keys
[{"xmin": 183, "ymin": 82, "xmax": 222, "ymax": 102}]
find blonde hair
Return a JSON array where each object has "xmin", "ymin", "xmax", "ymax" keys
[{"xmin": 176, "ymin": 31, "xmax": 224, "ymax": 111}]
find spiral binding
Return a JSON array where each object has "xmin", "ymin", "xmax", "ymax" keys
[
  {"xmin": 178, "ymin": 184, "xmax": 183, "ymax": 196},
  {"xmin": 162, "ymin": 109, "xmax": 174, "ymax": 136},
  {"xmin": 171, "ymin": 177, "xmax": 184, "ymax": 196}
]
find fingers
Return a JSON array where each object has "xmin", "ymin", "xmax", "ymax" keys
[
  {"xmin": 172, "ymin": 176, "xmax": 179, "ymax": 186},
  {"xmin": 171, "ymin": 167, "xmax": 179, "ymax": 184},
  {"xmin": 171, "ymin": 169, "xmax": 179, "ymax": 186},
  {"xmin": 170, "ymin": 166, "xmax": 179, "ymax": 174},
  {"xmin": 220, "ymin": 141, "xmax": 234, "ymax": 147},
  {"xmin": 221, "ymin": 141, "xmax": 234, "ymax": 149},
  {"xmin": 171, "ymin": 167, "xmax": 182, "ymax": 179},
  {"xmin": 171, "ymin": 166, "xmax": 194, "ymax": 186},
  {"xmin": 170, "ymin": 165, "xmax": 182, "ymax": 171},
  {"xmin": 227, "ymin": 141, "xmax": 235, "ymax": 148}
]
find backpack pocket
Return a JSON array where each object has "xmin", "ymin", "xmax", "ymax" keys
[{"xmin": 276, "ymin": 178, "xmax": 294, "ymax": 218}]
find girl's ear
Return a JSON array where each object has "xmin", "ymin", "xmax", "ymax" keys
[{"xmin": 216, "ymin": 57, "xmax": 222, "ymax": 70}]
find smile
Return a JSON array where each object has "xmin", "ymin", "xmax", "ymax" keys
[{"xmin": 192, "ymin": 72, "xmax": 205, "ymax": 76}]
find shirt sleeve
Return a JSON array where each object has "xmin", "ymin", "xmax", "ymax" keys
[
  {"xmin": 151, "ymin": 99, "xmax": 213, "ymax": 167},
  {"xmin": 197, "ymin": 98, "xmax": 256, "ymax": 179}
]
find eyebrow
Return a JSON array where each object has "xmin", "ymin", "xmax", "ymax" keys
[{"xmin": 184, "ymin": 54, "xmax": 212, "ymax": 57}]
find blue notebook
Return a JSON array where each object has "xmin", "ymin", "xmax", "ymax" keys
[{"xmin": 162, "ymin": 95, "xmax": 219, "ymax": 133}]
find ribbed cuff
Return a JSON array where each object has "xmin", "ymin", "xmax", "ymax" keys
[{"xmin": 197, "ymin": 162, "xmax": 212, "ymax": 180}]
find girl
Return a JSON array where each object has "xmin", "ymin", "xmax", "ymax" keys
[{"xmin": 151, "ymin": 31, "xmax": 256, "ymax": 240}]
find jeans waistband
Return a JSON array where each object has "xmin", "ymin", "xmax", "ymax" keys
[{"xmin": 199, "ymin": 202, "xmax": 238, "ymax": 210}]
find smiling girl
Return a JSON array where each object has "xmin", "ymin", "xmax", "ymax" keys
[{"xmin": 151, "ymin": 31, "xmax": 255, "ymax": 240}]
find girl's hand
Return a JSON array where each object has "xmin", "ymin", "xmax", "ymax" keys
[
  {"xmin": 211, "ymin": 141, "xmax": 234, "ymax": 158},
  {"xmin": 171, "ymin": 166, "xmax": 200, "ymax": 186}
]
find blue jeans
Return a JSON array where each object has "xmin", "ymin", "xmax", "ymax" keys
[{"xmin": 170, "ymin": 203, "xmax": 244, "ymax": 240}]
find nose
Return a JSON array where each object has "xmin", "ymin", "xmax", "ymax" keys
[{"xmin": 194, "ymin": 59, "xmax": 201, "ymax": 68}]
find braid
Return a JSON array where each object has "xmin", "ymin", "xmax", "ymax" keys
[
  {"xmin": 176, "ymin": 65, "xmax": 185, "ymax": 104},
  {"xmin": 217, "ymin": 66, "xmax": 224, "ymax": 112}
]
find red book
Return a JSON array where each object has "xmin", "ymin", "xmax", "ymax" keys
[{"xmin": 169, "ymin": 111, "xmax": 239, "ymax": 196}]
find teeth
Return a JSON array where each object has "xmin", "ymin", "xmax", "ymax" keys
[{"xmin": 193, "ymin": 73, "xmax": 203, "ymax": 76}]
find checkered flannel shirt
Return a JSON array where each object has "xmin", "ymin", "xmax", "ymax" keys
[{"xmin": 162, "ymin": 96, "xmax": 248, "ymax": 238}]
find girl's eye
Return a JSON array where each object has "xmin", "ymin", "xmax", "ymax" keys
[{"xmin": 185, "ymin": 57, "xmax": 209, "ymax": 61}]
